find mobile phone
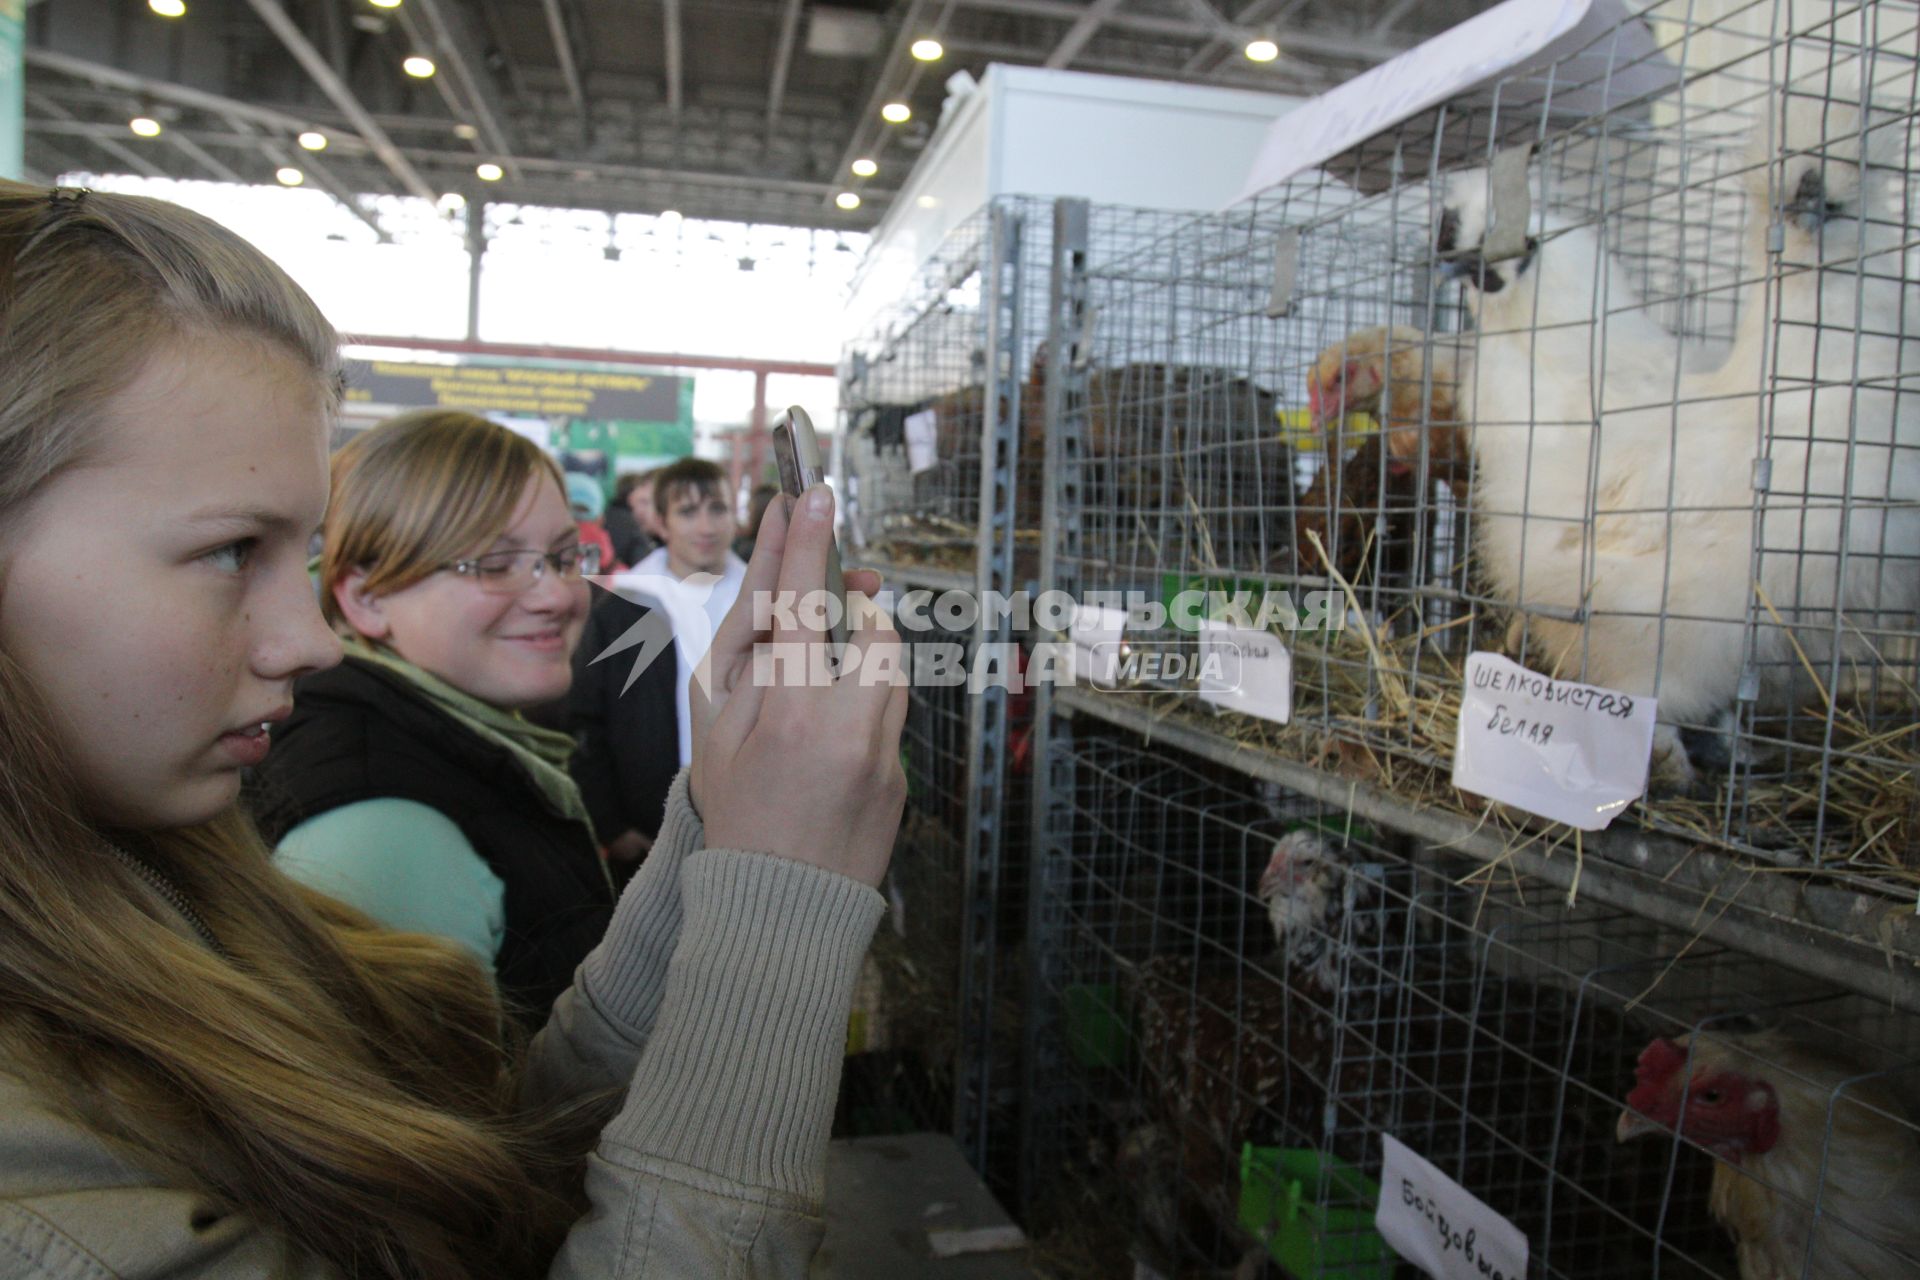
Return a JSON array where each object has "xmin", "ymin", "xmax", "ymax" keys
[{"xmin": 770, "ymin": 405, "xmax": 850, "ymax": 651}]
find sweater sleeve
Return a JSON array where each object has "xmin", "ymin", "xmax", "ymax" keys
[
  {"xmin": 542, "ymin": 848, "xmax": 884, "ymax": 1277},
  {"xmin": 275, "ymin": 799, "xmax": 506, "ymax": 965},
  {"xmin": 520, "ymin": 769, "xmax": 707, "ymax": 1106}
]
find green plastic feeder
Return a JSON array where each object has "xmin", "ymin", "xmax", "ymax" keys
[
  {"xmin": 1062, "ymin": 983, "xmax": 1128, "ymax": 1069},
  {"xmin": 1238, "ymin": 1144, "xmax": 1394, "ymax": 1279}
]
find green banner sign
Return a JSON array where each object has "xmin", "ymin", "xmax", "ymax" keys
[
  {"xmin": 344, "ymin": 358, "xmax": 688, "ymax": 422},
  {"xmin": 0, "ymin": 0, "xmax": 22, "ymax": 182}
]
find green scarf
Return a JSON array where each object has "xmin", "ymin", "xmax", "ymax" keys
[{"xmin": 343, "ymin": 638, "xmax": 594, "ymax": 837}]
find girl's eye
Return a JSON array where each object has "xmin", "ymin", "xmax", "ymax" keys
[{"xmin": 203, "ymin": 539, "xmax": 256, "ymax": 574}]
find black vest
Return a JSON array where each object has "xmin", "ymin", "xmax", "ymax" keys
[{"xmin": 249, "ymin": 656, "xmax": 614, "ymax": 1027}]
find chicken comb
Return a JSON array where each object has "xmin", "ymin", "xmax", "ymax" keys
[{"xmin": 1635, "ymin": 1036, "xmax": 1690, "ymax": 1084}]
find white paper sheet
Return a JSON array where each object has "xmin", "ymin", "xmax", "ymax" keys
[
  {"xmin": 1069, "ymin": 604, "xmax": 1131, "ymax": 689},
  {"xmin": 1197, "ymin": 623, "xmax": 1292, "ymax": 725},
  {"xmin": 1376, "ymin": 1134, "xmax": 1529, "ymax": 1280},
  {"xmin": 904, "ymin": 408, "xmax": 939, "ymax": 474},
  {"xmin": 1451, "ymin": 651, "xmax": 1657, "ymax": 830}
]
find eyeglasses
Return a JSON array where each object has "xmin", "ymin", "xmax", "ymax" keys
[{"xmin": 445, "ymin": 543, "xmax": 601, "ymax": 595}]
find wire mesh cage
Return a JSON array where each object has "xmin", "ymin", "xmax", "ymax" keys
[
  {"xmin": 840, "ymin": 194, "xmax": 1054, "ymax": 577},
  {"xmin": 1021, "ymin": 717, "xmax": 1920, "ymax": 1280},
  {"xmin": 1034, "ymin": 0, "xmax": 1920, "ymax": 890}
]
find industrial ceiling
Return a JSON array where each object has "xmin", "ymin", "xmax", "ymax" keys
[{"xmin": 24, "ymin": 0, "xmax": 1500, "ymax": 233}]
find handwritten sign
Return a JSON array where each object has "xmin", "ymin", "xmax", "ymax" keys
[
  {"xmin": 904, "ymin": 409, "xmax": 939, "ymax": 474},
  {"xmin": 1198, "ymin": 624, "xmax": 1292, "ymax": 725},
  {"xmin": 1376, "ymin": 1135, "xmax": 1528, "ymax": 1280},
  {"xmin": 1452, "ymin": 651, "xmax": 1657, "ymax": 830},
  {"xmin": 1234, "ymin": 0, "xmax": 1674, "ymax": 201}
]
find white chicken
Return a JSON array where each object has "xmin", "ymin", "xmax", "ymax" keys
[
  {"xmin": 1441, "ymin": 86, "xmax": 1920, "ymax": 789},
  {"xmin": 1618, "ymin": 1028, "xmax": 1920, "ymax": 1279}
]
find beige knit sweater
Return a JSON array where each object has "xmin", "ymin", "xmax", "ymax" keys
[{"xmin": 0, "ymin": 770, "xmax": 885, "ymax": 1277}]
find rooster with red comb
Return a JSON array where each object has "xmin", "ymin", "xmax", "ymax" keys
[{"xmin": 1617, "ymin": 1028, "xmax": 1920, "ymax": 1279}]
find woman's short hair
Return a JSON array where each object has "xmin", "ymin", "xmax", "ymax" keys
[{"xmin": 320, "ymin": 409, "xmax": 566, "ymax": 627}]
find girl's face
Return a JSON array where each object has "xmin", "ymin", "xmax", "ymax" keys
[
  {"xmin": 338, "ymin": 474, "xmax": 587, "ymax": 712},
  {"xmin": 0, "ymin": 335, "xmax": 343, "ymax": 830}
]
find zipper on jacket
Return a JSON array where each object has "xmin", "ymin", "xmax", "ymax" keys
[{"xmin": 108, "ymin": 846, "xmax": 230, "ymax": 960}]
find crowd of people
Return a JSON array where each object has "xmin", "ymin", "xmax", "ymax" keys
[{"xmin": 0, "ymin": 180, "xmax": 907, "ymax": 1277}]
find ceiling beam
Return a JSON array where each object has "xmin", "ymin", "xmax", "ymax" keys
[
  {"xmin": 25, "ymin": 49, "xmax": 322, "ymax": 139},
  {"xmin": 1043, "ymin": 0, "xmax": 1125, "ymax": 69},
  {"xmin": 406, "ymin": 145, "xmax": 897, "ymax": 200},
  {"xmin": 166, "ymin": 131, "xmax": 246, "ymax": 183},
  {"xmin": 1369, "ymin": 0, "xmax": 1425, "ymax": 38},
  {"xmin": 228, "ymin": 114, "xmax": 392, "ymax": 243},
  {"xmin": 826, "ymin": 0, "xmax": 934, "ymax": 206},
  {"xmin": 765, "ymin": 0, "xmax": 804, "ymax": 135},
  {"xmin": 663, "ymin": 0, "xmax": 684, "ymax": 118},
  {"xmin": 342, "ymin": 335, "xmax": 837, "ymax": 378},
  {"xmin": 25, "ymin": 97, "xmax": 167, "ymax": 179},
  {"xmin": 541, "ymin": 0, "xmax": 590, "ymax": 125},
  {"xmin": 240, "ymin": 0, "xmax": 439, "ymax": 202},
  {"xmin": 406, "ymin": 0, "xmax": 522, "ymax": 180},
  {"xmin": 958, "ymin": 0, "xmax": 1412, "ymax": 62}
]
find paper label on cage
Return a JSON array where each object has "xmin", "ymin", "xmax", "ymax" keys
[
  {"xmin": 1452, "ymin": 652, "xmax": 1656, "ymax": 831},
  {"xmin": 1235, "ymin": 0, "xmax": 1674, "ymax": 201},
  {"xmin": 1197, "ymin": 624, "xmax": 1291, "ymax": 724},
  {"xmin": 1069, "ymin": 604, "xmax": 1130, "ymax": 688},
  {"xmin": 904, "ymin": 409, "xmax": 939, "ymax": 474},
  {"xmin": 1376, "ymin": 1135, "xmax": 1529, "ymax": 1280}
]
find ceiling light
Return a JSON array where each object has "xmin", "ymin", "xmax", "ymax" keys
[
  {"xmin": 851, "ymin": 157, "xmax": 878, "ymax": 177},
  {"xmin": 475, "ymin": 162, "xmax": 503, "ymax": 181},
  {"xmin": 129, "ymin": 116, "xmax": 162, "ymax": 138},
  {"xmin": 403, "ymin": 55, "xmax": 436, "ymax": 78},
  {"xmin": 910, "ymin": 38, "xmax": 944, "ymax": 61},
  {"xmin": 276, "ymin": 167, "xmax": 305, "ymax": 186},
  {"xmin": 452, "ymin": 122, "xmax": 479, "ymax": 140},
  {"xmin": 298, "ymin": 130, "xmax": 327, "ymax": 151},
  {"xmin": 880, "ymin": 101, "xmax": 911, "ymax": 124},
  {"xmin": 1244, "ymin": 36, "xmax": 1280, "ymax": 62},
  {"xmin": 368, "ymin": 0, "xmax": 401, "ymax": 8},
  {"xmin": 835, "ymin": 191, "xmax": 861, "ymax": 210},
  {"xmin": 438, "ymin": 192, "xmax": 467, "ymax": 212},
  {"xmin": 148, "ymin": 0, "xmax": 186, "ymax": 16}
]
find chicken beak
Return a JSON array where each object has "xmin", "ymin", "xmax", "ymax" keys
[{"xmin": 1614, "ymin": 1109, "xmax": 1662, "ymax": 1143}]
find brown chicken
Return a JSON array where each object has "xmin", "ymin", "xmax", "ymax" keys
[
  {"xmin": 1288, "ymin": 430, "xmax": 1421, "ymax": 585},
  {"xmin": 1619, "ymin": 1030, "xmax": 1920, "ymax": 1279},
  {"xmin": 1307, "ymin": 325, "xmax": 1471, "ymax": 493}
]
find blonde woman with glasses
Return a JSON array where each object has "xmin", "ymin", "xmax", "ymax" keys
[
  {"xmin": 252, "ymin": 410, "xmax": 619, "ymax": 1024},
  {"xmin": 0, "ymin": 182, "xmax": 906, "ymax": 1278}
]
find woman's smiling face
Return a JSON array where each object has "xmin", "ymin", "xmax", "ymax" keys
[
  {"xmin": 0, "ymin": 333, "xmax": 343, "ymax": 830},
  {"xmin": 334, "ymin": 473, "xmax": 589, "ymax": 711}
]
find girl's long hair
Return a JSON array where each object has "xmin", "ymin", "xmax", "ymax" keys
[{"xmin": 0, "ymin": 181, "xmax": 595, "ymax": 1277}]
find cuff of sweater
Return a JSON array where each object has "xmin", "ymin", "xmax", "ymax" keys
[
  {"xmin": 578, "ymin": 769, "xmax": 703, "ymax": 1038},
  {"xmin": 601, "ymin": 848, "xmax": 884, "ymax": 1203}
]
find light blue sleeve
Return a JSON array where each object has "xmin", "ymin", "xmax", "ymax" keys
[{"xmin": 275, "ymin": 798, "xmax": 507, "ymax": 966}]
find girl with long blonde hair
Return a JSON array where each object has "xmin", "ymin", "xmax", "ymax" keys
[{"xmin": 0, "ymin": 181, "xmax": 906, "ymax": 1278}]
